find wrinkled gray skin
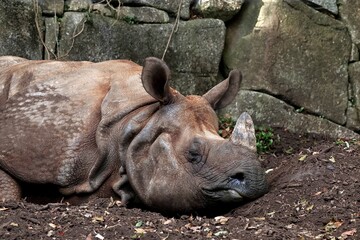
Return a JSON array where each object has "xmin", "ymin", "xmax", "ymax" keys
[{"xmin": 0, "ymin": 56, "xmax": 267, "ymax": 213}]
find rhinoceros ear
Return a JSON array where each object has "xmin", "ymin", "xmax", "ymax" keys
[
  {"xmin": 203, "ymin": 69, "xmax": 242, "ymax": 110},
  {"xmin": 141, "ymin": 57, "xmax": 173, "ymax": 104}
]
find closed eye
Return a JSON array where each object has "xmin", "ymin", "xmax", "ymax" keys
[{"xmin": 187, "ymin": 149, "xmax": 202, "ymax": 164}]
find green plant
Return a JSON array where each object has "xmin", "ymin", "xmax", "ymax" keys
[
  {"xmin": 218, "ymin": 115, "xmax": 236, "ymax": 138},
  {"xmin": 131, "ymin": 220, "xmax": 145, "ymax": 239},
  {"xmin": 255, "ymin": 126, "xmax": 274, "ymax": 153},
  {"xmin": 123, "ymin": 16, "xmax": 137, "ymax": 24},
  {"xmin": 295, "ymin": 107, "xmax": 304, "ymax": 113},
  {"xmin": 349, "ymin": 97, "xmax": 356, "ymax": 107},
  {"xmin": 335, "ymin": 138, "xmax": 359, "ymax": 149}
]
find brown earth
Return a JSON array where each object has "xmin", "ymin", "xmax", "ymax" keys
[{"xmin": 1, "ymin": 129, "xmax": 359, "ymax": 240}]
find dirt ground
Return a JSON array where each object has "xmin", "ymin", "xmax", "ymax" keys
[{"xmin": 1, "ymin": 128, "xmax": 359, "ymax": 240}]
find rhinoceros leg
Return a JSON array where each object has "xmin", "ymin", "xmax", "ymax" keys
[{"xmin": 0, "ymin": 169, "xmax": 21, "ymax": 201}]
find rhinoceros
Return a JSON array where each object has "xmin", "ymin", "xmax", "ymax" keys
[{"xmin": 0, "ymin": 56, "xmax": 267, "ymax": 213}]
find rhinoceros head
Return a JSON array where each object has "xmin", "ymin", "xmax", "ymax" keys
[{"xmin": 122, "ymin": 57, "xmax": 268, "ymax": 213}]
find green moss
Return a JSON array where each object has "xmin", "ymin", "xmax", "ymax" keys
[{"xmin": 122, "ymin": 16, "xmax": 138, "ymax": 24}]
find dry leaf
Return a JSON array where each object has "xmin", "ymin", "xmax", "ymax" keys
[
  {"xmin": 134, "ymin": 228, "xmax": 146, "ymax": 234},
  {"xmin": 49, "ymin": 223, "xmax": 57, "ymax": 229},
  {"xmin": 306, "ymin": 204, "xmax": 314, "ymax": 211},
  {"xmin": 341, "ymin": 228, "xmax": 357, "ymax": 238},
  {"xmin": 92, "ymin": 216, "xmax": 104, "ymax": 223},
  {"xmin": 299, "ymin": 155, "xmax": 307, "ymax": 161},
  {"xmin": 214, "ymin": 216, "xmax": 230, "ymax": 225},
  {"xmin": 47, "ymin": 230, "xmax": 54, "ymax": 237},
  {"xmin": 85, "ymin": 233, "xmax": 93, "ymax": 240},
  {"xmin": 325, "ymin": 220, "xmax": 343, "ymax": 232},
  {"xmin": 189, "ymin": 226, "xmax": 201, "ymax": 232},
  {"xmin": 266, "ymin": 211, "xmax": 275, "ymax": 218},
  {"xmin": 329, "ymin": 156, "xmax": 336, "ymax": 163},
  {"xmin": 286, "ymin": 224, "xmax": 295, "ymax": 229},
  {"xmin": 184, "ymin": 223, "xmax": 192, "ymax": 229},
  {"xmin": 163, "ymin": 219, "xmax": 174, "ymax": 225},
  {"xmin": 107, "ymin": 197, "xmax": 122, "ymax": 208},
  {"xmin": 214, "ymin": 230, "xmax": 228, "ymax": 236},
  {"xmin": 95, "ymin": 233, "xmax": 104, "ymax": 240},
  {"xmin": 334, "ymin": 221, "xmax": 343, "ymax": 228}
]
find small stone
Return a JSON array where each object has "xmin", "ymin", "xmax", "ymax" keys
[
  {"xmin": 326, "ymin": 164, "xmax": 335, "ymax": 171},
  {"xmin": 38, "ymin": 0, "xmax": 65, "ymax": 16},
  {"xmin": 120, "ymin": 0, "xmax": 192, "ymax": 19},
  {"xmin": 65, "ymin": 0, "xmax": 91, "ymax": 12},
  {"xmin": 91, "ymin": 4, "xmax": 115, "ymax": 17},
  {"xmin": 117, "ymin": 6, "xmax": 169, "ymax": 23},
  {"xmin": 192, "ymin": 0, "xmax": 244, "ymax": 21}
]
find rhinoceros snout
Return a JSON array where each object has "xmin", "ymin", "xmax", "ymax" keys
[
  {"xmin": 228, "ymin": 167, "xmax": 268, "ymax": 200},
  {"xmin": 202, "ymin": 166, "xmax": 268, "ymax": 204}
]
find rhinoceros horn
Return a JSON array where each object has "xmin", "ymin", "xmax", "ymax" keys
[{"xmin": 230, "ymin": 112, "xmax": 257, "ymax": 151}]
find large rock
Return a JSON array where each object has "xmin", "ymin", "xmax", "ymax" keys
[
  {"xmin": 338, "ymin": 0, "xmax": 360, "ymax": 48},
  {"xmin": 57, "ymin": 13, "xmax": 225, "ymax": 94},
  {"xmin": 0, "ymin": 0, "xmax": 43, "ymax": 59},
  {"xmin": 223, "ymin": 0, "xmax": 351, "ymax": 125},
  {"xmin": 220, "ymin": 90, "xmax": 359, "ymax": 139},
  {"xmin": 347, "ymin": 62, "xmax": 360, "ymax": 131}
]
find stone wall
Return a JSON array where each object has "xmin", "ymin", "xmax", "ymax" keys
[
  {"xmin": 222, "ymin": 0, "xmax": 360, "ymax": 139},
  {"xmin": 0, "ymin": 0, "xmax": 359, "ymax": 139}
]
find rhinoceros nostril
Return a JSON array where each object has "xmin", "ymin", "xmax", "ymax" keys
[{"xmin": 231, "ymin": 172, "xmax": 245, "ymax": 183}]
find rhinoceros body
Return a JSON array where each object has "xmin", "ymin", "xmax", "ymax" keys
[{"xmin": 0, "ymin": 56, "xmax": 267, "ymax": 213}]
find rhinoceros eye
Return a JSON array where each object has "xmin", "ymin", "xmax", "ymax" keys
[
  {"xmin": 187, "ymin": 140, "xmax": 203, "ymax": 164},
  {"xmin": 187, "ymin": 149, "xmax": 202, "ymax": 164}
]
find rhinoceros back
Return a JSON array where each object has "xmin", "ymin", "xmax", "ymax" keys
[{"xmin": 0, "ymin": 58, "xmax": 152, "ymax": 191}]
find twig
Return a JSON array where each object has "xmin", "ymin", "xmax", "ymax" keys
[
  {"xmin": 59, "ymin": 16, "xmax": 87, "ymax": 59},
  {"xmin": 20, "ymin": 216, "xmax": 41, "ymax": 225},
  {"xmin": 162, "ymin": 0, "xmax": 183, "ymax": 60}
]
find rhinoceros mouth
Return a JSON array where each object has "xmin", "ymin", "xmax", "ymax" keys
[
  {"xmin": 202, "ymin": 178, "xmax": 247, "ymax": 203},
  {"xmin": 202, "ymin": 187, "xmax": 244, "ymax": 203}
]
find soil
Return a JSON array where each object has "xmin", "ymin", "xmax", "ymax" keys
[{"xmin": 1, "ymin": 129, "xmax": 359, "ymax": 240}]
